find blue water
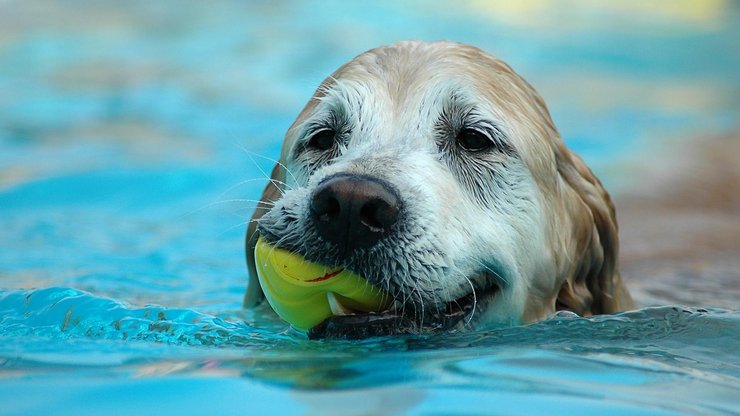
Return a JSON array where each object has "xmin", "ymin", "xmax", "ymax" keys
[
  {"xmin": 1, "ymin": 2, "xmax": 739, "ymax": 415},
  {"xmin": 2, "ymin": 288, "xmax": 739, "ymax": 415}
]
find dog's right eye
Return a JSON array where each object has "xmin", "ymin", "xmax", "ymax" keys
[{"xmin": 307, "ymin": 129, "xmax": 337, "ymax": 151}]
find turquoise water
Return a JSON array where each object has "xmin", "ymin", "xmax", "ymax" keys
[
  {"xmin": 2, "ymin": 288, "xmax": 739, "ymax": 415},
  {"xmin": 1, "ymin": 2, "xmax": 739, "ymax": 415}
]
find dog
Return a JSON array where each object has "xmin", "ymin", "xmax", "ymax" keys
[{"xmin": 244, "ymin": 41, "xmax": 633, "ymax": 338}]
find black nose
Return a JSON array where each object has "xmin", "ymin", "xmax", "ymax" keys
[{"xmin": 310, "ymin": 174, "xmax": 401, "ymax": 254}]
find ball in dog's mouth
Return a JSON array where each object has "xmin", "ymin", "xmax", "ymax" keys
[{"xmin": 254, "ymin": 237, "xmax": 499, "ymax": 339}]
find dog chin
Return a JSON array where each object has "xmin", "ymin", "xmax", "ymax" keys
[{"xmin": 307, "ymin": 271, "xmax": 502, "ymax": 340}]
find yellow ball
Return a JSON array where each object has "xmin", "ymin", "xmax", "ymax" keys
[{"xmin": 254, "ymin": 237, "xmax": 391, "ymax": 331}]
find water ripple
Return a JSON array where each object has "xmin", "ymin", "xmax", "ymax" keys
[{"xmin": 1, "ymin": 287, "xmax": 738, "ymax": 415}]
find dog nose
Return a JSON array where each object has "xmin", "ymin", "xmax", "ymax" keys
[{"xmin": 310, "ymin": 174, "xmax": 400, "ymax": 253}]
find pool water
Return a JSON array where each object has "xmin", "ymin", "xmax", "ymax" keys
[
  {"xmin": 1, "ymin": 1, "xmax": 738, "ymax": 415},
  {"xmin": 2, "ymin": 288, "xmax": 738, "ymax": 415}
]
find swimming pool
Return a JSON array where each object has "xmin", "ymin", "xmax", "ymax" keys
[{"xmin": 1, "ymin": 1, "xmax": 738, "ymax": 415}]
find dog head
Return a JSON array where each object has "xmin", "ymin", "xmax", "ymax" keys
[{"xmin": 245, "ymin": 41, "xmax": 632, "ymax": 337}]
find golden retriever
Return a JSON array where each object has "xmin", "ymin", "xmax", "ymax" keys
[{"xmin": 244, "ymin": 41, "xmax": 633, "ymax": 338}]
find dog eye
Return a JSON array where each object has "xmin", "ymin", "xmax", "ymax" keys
[
  {"xmin": 307, "ymin": 129, "xmax": 336, "ymax": 151},
  {"xmin": 456, "ymin": 128, "xmax": 493, "ymax": 152}
]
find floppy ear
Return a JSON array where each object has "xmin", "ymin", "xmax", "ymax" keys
[
  {"xmin": 555, "ymin": 149, "xmax": 634, "ymax": 315},
  {"xmin": 243, "ymin": 163, "xmax": 285, "ymax": 307}
]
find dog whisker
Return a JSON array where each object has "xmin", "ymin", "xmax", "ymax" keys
[
  {"xmin": 239, "ymin": 147, "xmax": 300, "ymax": 188},
  {"xmin": 214, "ymin": 177, "xmax": 287, "ymax": 202},
  {"xmin": 179, "ymin": 198, "xmax": 275, "ymax": 221},
  {"xmin": 243, "ymin": 151, "xmax": 290, "ymax": 196},
  {"xmin": 461, "ymin": 273, "xmax": 478, "ymax": 328}
]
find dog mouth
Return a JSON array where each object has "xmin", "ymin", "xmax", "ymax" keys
[
  {"xmin": 256, "ymin": 214, "xmax": 504, "ymax": 339},
  {"xmin": 307, "ymin": 273, "xmax": 501, "ymax": 340}
]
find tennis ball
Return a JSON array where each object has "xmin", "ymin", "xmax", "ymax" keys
[{"xmin": 254, "ymin": 237, "xmax": 391, "ymax": 331}]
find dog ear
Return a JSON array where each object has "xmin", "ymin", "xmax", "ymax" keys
[
  {"xmin": 243, "ymin": 163, "xmax": 285, "ymax": 308},
  {"xmin": 555, "ymin": 149, "xmax": 634, "ymax": 315}
]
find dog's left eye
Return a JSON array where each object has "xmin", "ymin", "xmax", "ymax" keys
[
  {"xmin": 307, "ymin": 129, "xmax": 337, "ymax": 151},
  {"xmin": 457, "ymin": 128, "xmax": 493, "ymax": 152}
]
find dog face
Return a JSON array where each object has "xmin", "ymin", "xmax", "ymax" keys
[{"xmin": 245, "ymin": 41, "xmax": 632, "ymax": 337}]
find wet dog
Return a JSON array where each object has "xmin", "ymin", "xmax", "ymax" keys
[{"xmin": 245, "ymin": 41, "xmax": 633, "ymax": 338}]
